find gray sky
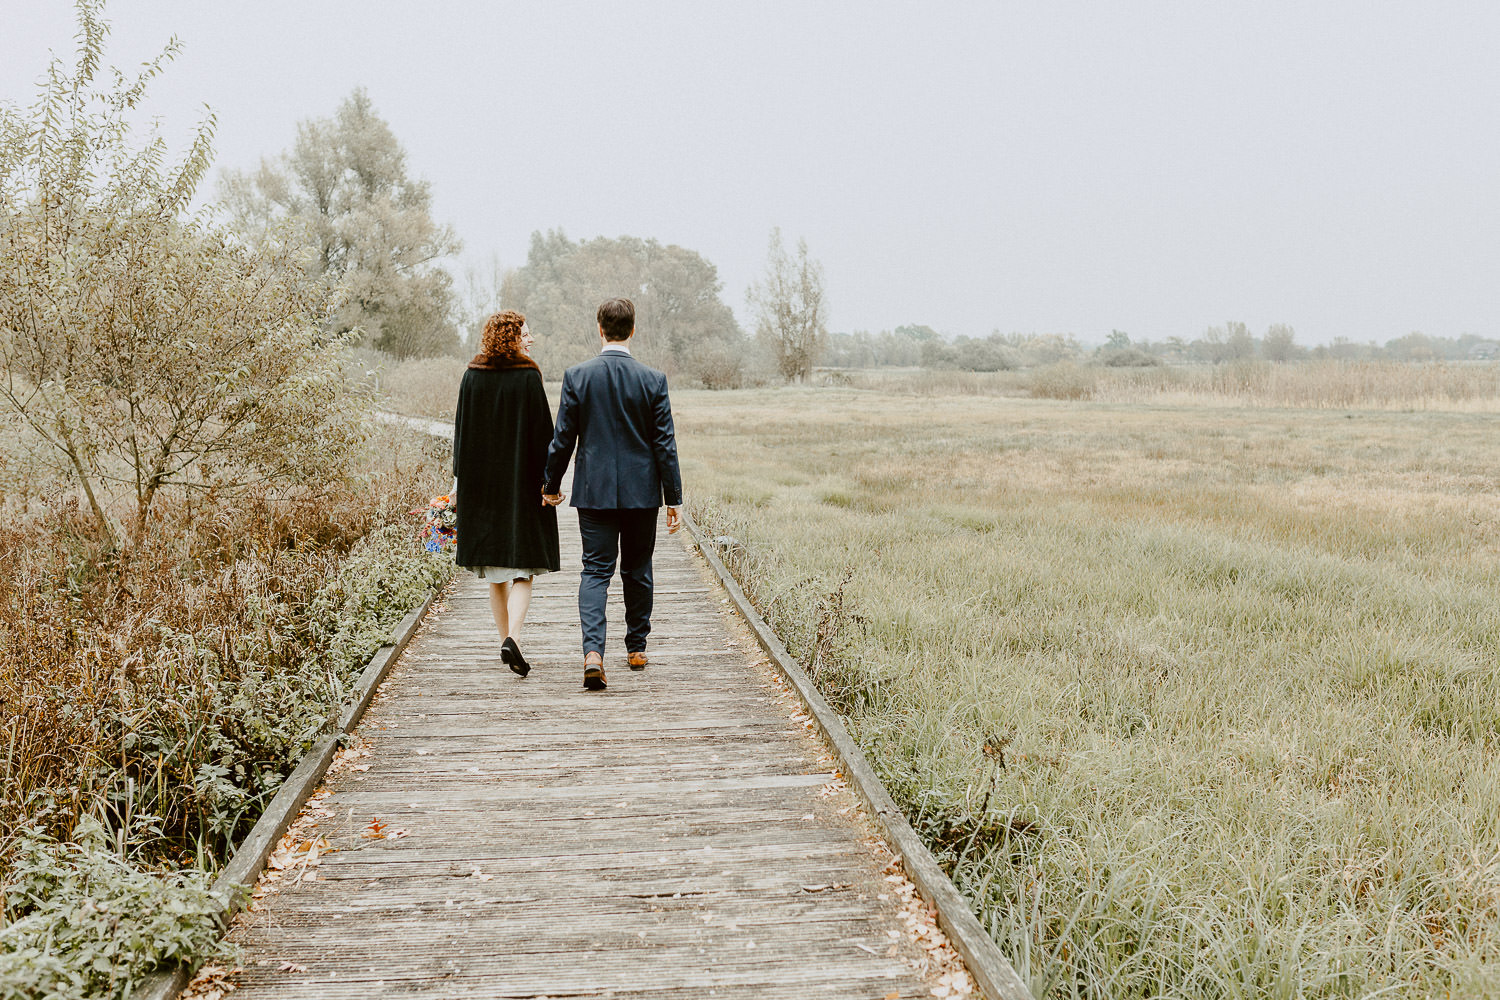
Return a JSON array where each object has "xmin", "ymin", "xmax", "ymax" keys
[{"xmin": 4, "ymin": 1, "xmax": 1498, "ymax": 344}]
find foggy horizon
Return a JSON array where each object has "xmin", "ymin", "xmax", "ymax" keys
[{"xmin": 4, "ymin": 1, "xmax": 1497, "ymax": 347}]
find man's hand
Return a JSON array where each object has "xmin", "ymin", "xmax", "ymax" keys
[
  {"xmin": 665, "ymin": 506, "xmax": 681, "ymax": 534},
  {"xmin": 542, "ymin": 491, "xmax": 564, "ymax": 507}
]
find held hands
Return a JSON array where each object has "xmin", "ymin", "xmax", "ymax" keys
[{"xmin": 541, "ymin": 489, "xmax": 675, "ymax": 533}]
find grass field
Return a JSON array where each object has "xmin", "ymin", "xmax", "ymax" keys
[
  {"xmin": 839, "ymin": 361, "xmax": 1500, "ymax": 410},
  {"xmin": 673, "ymin": 388, "xmax": 1500, "ymax": 999}
]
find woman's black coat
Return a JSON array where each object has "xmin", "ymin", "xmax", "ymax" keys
[{"xmin": 452, "ymin": 366, "xmax": 560, "ymax": 572}]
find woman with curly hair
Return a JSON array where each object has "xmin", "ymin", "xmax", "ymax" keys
[{"xmin": 452, "ymin": 311, "xmax": 560, "ymax": 676}]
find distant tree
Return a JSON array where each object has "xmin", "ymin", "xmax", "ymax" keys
[
  {"xmin": 456, "ymin": 252, "xmax": 507, "ymax": 357},
  {"xmin": 920, "ymin": 340, "xmax": 959, "ymax": 369},
  {"xmin": 1385, "ymin": 331, "xmax": 1441, "ymax": 362},
  {"xmin": 1192, "ymin": 322, "xmax": 1257, "ymax": 363},
  {"xmin": 821, "ymin": 331, "xmax": 877, "ymax": 368},
  {"xmin": 953, "ymin": 335, "xmax": 1018, "ymax": 372},
  {"xmin": 893, "ymin": 324, "xmax": 940, "ymax": 343},
  {"xmin": 747, "ymin": 228, "xmax": 828, "ymax": 383},
  {"xmin": 1224, "ymin": 321, "xmax": 1258, "ymax": 360},
  {"xmin": 819, "ymin": 326, "xmax": 941, "ymax": 368},
  {"xmin": 875, "ymin": 328, "xmax": 926, "ymax": 367},
  {"xmin": 1452, "ymin": 333, "xmax": 1491, "ymax": 360},
  {"xmin": 220, "ymin": 88, "xmax": 460, "ymax": 358},
  {"xmin": 500, "ymin": 231, "xmax": 743, "ymax": 382},
  {"xmin": 1159, "ymin": 336, "xmax": 1190, "ymax": 363},
  {"xmin": 1191, "ymin": 326, "xmax": 1228, "ymax": 364},
  {"xmin": 1099, "ymin": 329, "xmax": 1160, "ymax": 367},
  {"xmin": 1325, "ymin": 337, "xmax": 1376, "ymax": 361},
  {"xmin": 991, "ymin": 332, "xmax": 1083, "ymax": 367},
  {"xmin": 1263, "ymin": 324, "xmax": 1298, "ymax": 363},
  {"xmin": 0, "ymin": 2, "xmax": 366, "ymax": 552}
]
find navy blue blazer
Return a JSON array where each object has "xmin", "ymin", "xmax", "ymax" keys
[{"xmin": 543, "ymin": 350, "xmax": 683, "ymax": 510}]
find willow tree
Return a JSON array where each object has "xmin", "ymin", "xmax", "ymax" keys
[
  {"xmin": 0, "ymin": 1, "xmax": 368, "ymax": 552},
  {"xmin": 219, "ymin": 89, "xmax": 461, "ymax": 358}
]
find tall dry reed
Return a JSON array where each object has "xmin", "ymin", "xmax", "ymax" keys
[{"xmin": 843, "ymin": 360, "xmax": 1500, "ymax": 411}]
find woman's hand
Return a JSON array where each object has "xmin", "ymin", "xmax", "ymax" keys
[{"xmin": 541, "ymin": 491, "xmax": 564, "ymax": 507}]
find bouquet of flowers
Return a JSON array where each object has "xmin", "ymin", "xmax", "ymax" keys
[{"xmin": 413, "ymin": 491, "xmax": 457, "ymax": 554}]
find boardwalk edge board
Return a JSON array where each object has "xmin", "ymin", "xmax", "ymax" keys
[
  {"xmin": 682, "ymin": 509, "xmax": 1035, "ymax": 1000},
  {"xmin": 131, "ymin": 588, "xmax": 444, "ymax": 1000}
]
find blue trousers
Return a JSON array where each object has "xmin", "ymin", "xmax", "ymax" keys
[{"xmin": 577, "ymin": 508, "xmax": 658, "ymax": 656}]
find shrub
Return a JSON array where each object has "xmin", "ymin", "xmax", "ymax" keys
[
  {"xmin": 1100, "ymin": 346, "xmax": 1163, "ymax": 367},
  {"xmin": 954, "ymin": 337, "xmax": 1018, "ymax": 372},
  {"xmin": 0, "ymin": 4, "xmax": 368, "ymax": 552},
  {"xmin": 1028, "ymin": 361, "xmax": 1097, "ymax": 400},
  {"xmin": 0, "ymin": 486, "xmax": 453, "ymax": 994},
  {"xmin": 0, "ymin": 820, "xmax": 226, "ymax": 1000},
  {"xmin": 687, "ymin": 341, "xmax": 746, "ymax": 390}
]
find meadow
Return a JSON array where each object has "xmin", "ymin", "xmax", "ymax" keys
[{"xmin": 674, "ymin": 386, "xmax": 1500, "ymax": 998}]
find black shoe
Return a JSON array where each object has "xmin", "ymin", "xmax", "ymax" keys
[
  {"xmin": 583, "ymin": 662, "xmax": 607, "ymax": 690},
  {"xmin": 501, "ymin": 637, "xmax": 530, "ymax": 677}
]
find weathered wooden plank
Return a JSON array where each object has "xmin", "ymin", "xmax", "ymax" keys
[
  {"xmin": 228, "ymin": 952, "xmax": 915, "ymax": 993},
  {"xmin": 246, "ymin": 872, "xmax": 882, "ymax": 910},
  {"xmin": 227, "ymin": 975, "xmax": 922, "ymax": 1000}
]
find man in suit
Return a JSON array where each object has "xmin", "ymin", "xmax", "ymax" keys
[{"xmin": 542, "ymin": 298, "xmax": 683, "ymax": 691}]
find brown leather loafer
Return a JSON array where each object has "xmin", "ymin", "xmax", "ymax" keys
[
  {"xmin": 583, "ymin": 662, "xmax": 607, "ymax": 690},
  {"xmin": 627, "ymin": 651, "xmax": 648, "ymax": 670}
]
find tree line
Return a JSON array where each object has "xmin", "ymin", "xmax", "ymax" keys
[{"xmin": 823, "ymin": 323, "xmax": 1500, "ymax": 372}]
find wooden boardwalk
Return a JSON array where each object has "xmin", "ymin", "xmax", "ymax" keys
[{"xmin": 210, "ymin": 510, "xmax": 972, "ymax": 998}]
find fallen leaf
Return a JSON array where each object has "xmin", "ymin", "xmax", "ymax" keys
[
  {"xmin": 361, "ymin": 818, "xmax": 388, "ymax": 839},
  {"xmin": 277, "ymin": 963, "xmax": 307, "ymax": 973}
]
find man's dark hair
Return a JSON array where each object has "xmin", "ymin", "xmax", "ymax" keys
[{"xmin": 597, "ymin": 298, "xmax": 635, "ymax": 342}]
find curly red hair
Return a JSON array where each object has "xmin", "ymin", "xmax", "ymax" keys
[{"xmin": 476, "ymin": 310, "xmax": 526, "ymax": 361}]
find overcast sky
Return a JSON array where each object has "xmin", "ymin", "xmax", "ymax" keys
[{"xmin": 4, "ymin": 1, "xmax": 1498, "ymax": 344}]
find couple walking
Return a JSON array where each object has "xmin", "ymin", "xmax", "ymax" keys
[{"xmin": 451, "ymin": 298, "xmax": 682, "ymax": 691}]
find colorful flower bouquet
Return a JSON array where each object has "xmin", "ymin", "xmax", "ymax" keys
[{"xmin": 413, "ymin": 492, "xmax": 457, "ymax": 554}]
